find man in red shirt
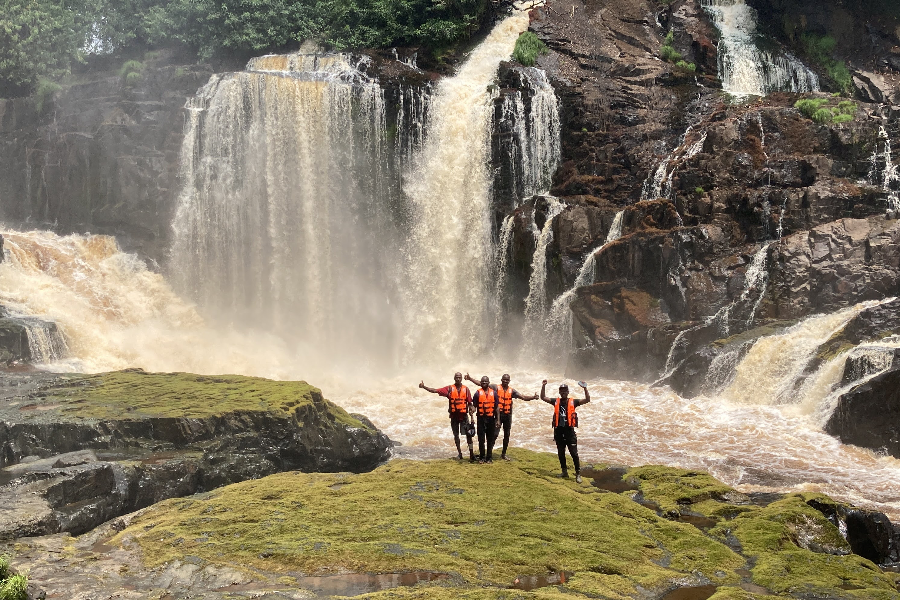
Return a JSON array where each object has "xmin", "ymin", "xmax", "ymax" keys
[
  {"xmin": 539, "ymin": 380, "xmax": 590, "ymax": 483},
  {"xmin": 465, "ymin": 372, "xmax": 538, "ymax": 461},
  {"xmin": 419, "ymin": 372, "xmax": 476, "ymax": 462}
]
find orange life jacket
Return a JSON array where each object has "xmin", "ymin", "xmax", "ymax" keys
[
  {"xmin": 553, "ymin": 397, "xmax": 577, "ymax": 427},
  {"xmin": 476, "ymin": 387, "xmax": 498, "ymax": 417},
  {"xmin": 448, "ymin": 385, "xmax": 470, "ymax": 415},
  {"xmin": 497, "ymin": 386, "xmax": 513, "ymax": 414}
]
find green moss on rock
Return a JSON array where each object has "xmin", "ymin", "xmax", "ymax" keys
[{"xmin": 25, "ymin": 370, "xmax": 364, "ymax": 428}]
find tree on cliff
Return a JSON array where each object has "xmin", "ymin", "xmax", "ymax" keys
[{"xmin": 0, "ymin": 0, "xmax": 492, "ymax": 98}]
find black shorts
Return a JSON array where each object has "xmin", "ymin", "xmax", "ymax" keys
[{"xmin": 451, "ymin": 414, "xmax": 472, "ymax": 438}]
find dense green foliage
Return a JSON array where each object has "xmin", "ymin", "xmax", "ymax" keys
[
  {"xmin": 511, "ymin": 31, "xmax": 547, "ymax": 67},
  {"xmin": 0, "ymin": 0, "xmax": 490, "ymax": 97},
  {"xmin": 659, "ymin": 30, "xmax": 694, "ymax": 71},
  {"xmin": 0, "ymin": 556, "xmax": 26, "ymax": 600},
  {"xmin": 795, "ymin": 97, "xmax": 857, "ymax": 124}
]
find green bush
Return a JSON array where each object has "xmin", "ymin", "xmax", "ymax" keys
[
  {"xmin": 0, "ymin": 556, "xmax": 8, "ymax": 581},
  {"xmin": 675, "ymin": 60, "xmax": 696, "ymax": 72},
  {"xmin": 812, "ymin": 108, "xmax": 834, "ymax": 124},
  {"xmin": 33, "ymin": 77, "xmax": 61, "ymax": 112},
  {"xmin": 695, "ymin": 186, "xmax": 705, "ymax": 194},
  {"xmin": 0, "ymin": 574, "xmax": 28, "ymax": 600},
  {"xmin": 512, "ymin": 31, "xmax": 548, "ymax": 67},
  {"xmin": 832, "ymin": 113, "xmax": 853, "ymax": 123},
  {"xmin": 660, "ymin": 45, "xmax": 682, "ymax": 62},
  {"xmin": 794, "ymin": 98, "xmax": 829, "ymax": 118}
]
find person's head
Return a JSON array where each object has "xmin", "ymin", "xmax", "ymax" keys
[
  {"xmin": 559, "ymin": 383, "xmax": 569, "ymax": 398},
  {"xmin": 480, "ymin": 376, "xmax": 490, "ymax": 389},
  {"xmin": 501, "ymin": 374, "xmax": 510, "ymax": 386},
  {"xmin": 454, "ymin": 372, "xmax": 463, "ymax": 384}
]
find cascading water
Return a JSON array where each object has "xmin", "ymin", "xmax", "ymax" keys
[
  {"xmin": 22, "ymin": 319, "xmax": 68, "ymax": 363},
  {"xmin": 661, "ymin": 242, "xmax": 771, "ymax": 377},
  {"xmin": 869, "ymin": 126, "xmax": 900, "ymax": 213},
  {"xmin": 499, "ymin": 67, "xmax": 561, "ymax": 199},
  {"xmin": 171, "ymin": 53, "xmax": 421, "ymax": 372},
  {"xmin": 540, "ymin": 210, "xmax": 625, "ymax": 362},
  {"xmin": 641, "ymin": 127, "xmax": 706, "ymax": 203},
  {"xmin": 402, "ymin": 12, "xmax": 530, "ymax": 362},
  {"xmin": 700, "ymin": 0, "xmax": 819, "ymax": 97},
  {"xmin": 7, "ymin": 11, "xmax": 900, "ymax": 522},
  {"xmin": 720, "ymin": 300, "xmax": 891, "ymax": 407},
  {"xmin": 520, "ymin": 197, "xmax": 565, "ymax": 352}
]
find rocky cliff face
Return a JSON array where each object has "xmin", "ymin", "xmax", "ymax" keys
[{"xmin": 501, "ymin": 0, "xmax": 900, "ymax": 392}]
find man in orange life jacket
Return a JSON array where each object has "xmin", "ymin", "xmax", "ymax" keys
[
  {"xmin": 464, "ymin": 372, "xmax": 538, "ymax": 461},
  {"xmin": 470, "ymin": 375, "xmax": 501, "ymax": 463},
  {"xmin": 419, "ymin": 372, "xmax": 477, "ymax": 462},
  {"xmin": 540, "ymin": 379, "xmax": 590, "ymax": 483}
]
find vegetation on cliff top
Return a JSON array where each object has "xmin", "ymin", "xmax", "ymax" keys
[
  {"xmin": 17, "ymin": 370, "xmax": 365, "ymax": 428},
  {"xmin": 0, "ymin": 0, "xmax": 491, "ymax": 97},
  {"xmin": 512, "ymin": 31, "xmax": 547, "ymax": 67},
  {"xmin": 111, "ymin": 449, "xmax": 899, "ymax": 599}
]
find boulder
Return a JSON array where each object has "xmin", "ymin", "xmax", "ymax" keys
[
  {"xmin": 0, "ymin": 370, "xmax": 392, "ymax": 539},
  {"xmin": 825, "ymin": 366, "xmax": 900, "ymax": 458}
]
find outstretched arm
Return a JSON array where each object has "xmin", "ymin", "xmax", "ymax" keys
[
  {"xmin": 419, "ymin": 381, "xmax": 440, "ymax": 394},
  {"xmin": 516, "ymin": 389, "xmax": 539, "ymax": 401},
  {"xmin": 539, "ymin": 380, "xmax": 555, "ymax": 404}
]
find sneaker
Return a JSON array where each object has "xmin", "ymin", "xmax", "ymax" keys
[
  {"xmin": 470, "ymin": 456, "xmax": 477, "ymax": 463},
  {"xmin": 558, "ymin": 472, "xmax": 569, "ymax": 479},
  {"xmin": 575, "ymin": 474, "xmax": 583, "ymax": 484},
  {"xmin": 457, "ymin": 453, "xmax": 464, "ymax": 460},
  {"xmin": 502, "ymin": 455, "xmax": 511, "ymax": 462},
  {"xmin": 486, "ymin": 459, "xmax": 493, "ymax": 464}
]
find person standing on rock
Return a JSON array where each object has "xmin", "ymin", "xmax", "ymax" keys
[
  {"xmin": 469, "ymin": 375, "xmax": 501, "ymax": 463},
  {"xmin": 540, "ymin": 380, "xmax": 590, "ymax": 483},
  {"xmin": 419, "ymin": 372, "xmax": 476, "ymax": 462},
  {"xmin": 464, "ymin": 372, "xmax": 537, "ymax": 461}
]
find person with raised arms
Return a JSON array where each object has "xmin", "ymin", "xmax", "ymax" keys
[
  {"xmin": 539, "ymin": 379, "xmax": 590, "ymax": 483},
  {"xmin": 419, "ymin": 372, "xmax": 476, "ymax": 462},
  {"xmin": 464, "ymin": 372, "xmax": 538, "ymax": 461}
]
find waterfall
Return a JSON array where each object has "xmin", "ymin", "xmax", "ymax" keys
[
  {"xmin": 522, "ymin": 197, "xmax": 566, "ymax": 342},
  {"xmin": 661, "ymin": 242, "xmax": 771, "ymax": 378},
  {"xmin": 541, "ymin": 210, "xmax": 625, "ymax": 358},
  {"xmin": 720, "ymin": 300, "xmax": 891, "ymax": 406},
  {"xmin": 701, "ymin": 0, "xmax": 819, "ymax": 97},
  {"xmin": 402, "ymin": 12, "xmax": 530, "ymax": 362},
  {"xmin": 496, "ymin": 67, "xmax": 561, "ymax": 202},
  {"xmin": 22, "ymin": 319, "xmax": 68, "ymax": 363},
  {"xmin": 641, "ymin": 127, "xmax": 706, "ymax": 202},
  {"xmin": 869, "ymin": 126, "xmax": 900, "ymax": 213},
  {"xmin": 170, "ymin": 52, "xmax": 428, "ymax": 371}
]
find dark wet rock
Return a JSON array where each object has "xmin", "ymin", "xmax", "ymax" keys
[
  {"xmin": 807, "ymin": 298, "xmax": 900, "ymax": 377},
  {"xmin": 807, "ymin": 497, "xmax": 900, "ymax": 565},
  {"xmin": 826, "ymin": 366, "xmax": 900, "ymax": 459},
  {"xmin": 0, "ymin": 371, "xmax": 392, "ymax": 539},
  {"xmin": 0, "ymin": 316, "xmax": 65, "ymax": 365}
]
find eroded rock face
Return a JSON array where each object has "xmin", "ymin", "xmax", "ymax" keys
[
  {"xmin": 826, "ymin": 368, "xmax": 900, "ymax": 458},
  {"xmin": 0, "ymin": 371, "xmax": 393, "ymax": 539}
]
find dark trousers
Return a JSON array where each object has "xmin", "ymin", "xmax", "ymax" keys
[
  {"xmin": 493, "ymin": 412, "xmax": 512, "ymax": 456},
  {"xmin": 477, "ymin": 415, "xmax": 497, "ymax": 460},
  {"xmin": 450, "ymin": 415, "xmax": 474, "ymax": 458},
  {"xmin": 554, "ymin": 426, "xmax": 580, "ymax": 474}
]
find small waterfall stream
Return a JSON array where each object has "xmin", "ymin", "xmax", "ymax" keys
[
  {"xmin": 700, "ymin": 0, "xmax": 819, "ymax": 97},
  {"xmin": 869, "ymin": 125, "xmax": 900, "ymax": 213}
]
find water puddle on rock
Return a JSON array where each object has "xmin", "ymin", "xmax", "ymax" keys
[
  {"xmin": 292, "ymin": 572, "xmax": 448, "ymax": 596},
  {"xmin": 659, "ymin": 584, "xmax": 718, "ymax": 600},
  {"xmin": 510, "ymin": 571, "xmax": 572, "ymax": 590},
  {"xmin": 581, "ymin": 467, "xmax": 639, "ymax": 493}
]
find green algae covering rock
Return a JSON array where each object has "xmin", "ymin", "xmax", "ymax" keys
[
  {"xmin": 0, "ymin": 370, "xmax": 392, "ymax": 540},
  {"xmin": 106, "ymin": 450, "xmax": 900, "ymax": 599}
]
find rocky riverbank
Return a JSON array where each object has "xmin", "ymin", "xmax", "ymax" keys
[
  {"xmin": 3, "ymin": 450, "xmax": 900, "ymax": 599},
  {"xmin": 0, "ymin": 370, "xmax": 392, "ymax": 541}
]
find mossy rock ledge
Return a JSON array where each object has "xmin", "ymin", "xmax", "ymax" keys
[
  {"xmin": 0, "ymin": 370, "xmax": 392, "ymax": 540},
  {"xmin": 5, "ymin": 451, "xmax": 900, "ymax": 599}
]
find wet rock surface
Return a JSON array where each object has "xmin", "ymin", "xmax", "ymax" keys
[
  {"xmin": 826, "ymin": 366, "xmax": 900, "ymax": 458},
  {"xmin": 0, "ymin": 370, "xmax": 392, "ymax": 540}
]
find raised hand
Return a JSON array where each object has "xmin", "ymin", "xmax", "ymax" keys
[{"xmin": 419, "ymin": 381, "xmax": 425, "ymax": 388}]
